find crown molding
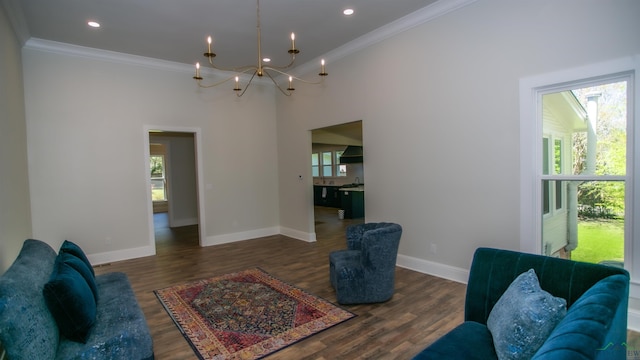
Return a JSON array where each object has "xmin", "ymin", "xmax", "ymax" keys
[
  {"xmin": 19, "ymin": 0, "xmax": 477, "ymax": 81},
  {"xmin": 1, "ymin": 0, "xmax": 31, "ymax": 45},
  {"xmin": 24, "ymin": 38, "xmax": 191, "ymax": 74},
  {"xmin": 292, "ymin": 0, "xmax": 477, "ymax": 76}
]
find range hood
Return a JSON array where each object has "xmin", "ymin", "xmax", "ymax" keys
[{"xmin": 339, "ymin": 145, "xmax": 363, "ymax": 164}]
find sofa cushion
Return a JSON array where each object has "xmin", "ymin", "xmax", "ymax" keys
[
  {"xmin": 531, "ymin": 274, "xmax": 629, "ymax": 360},
  {"xmin": 43, "ymin": 258, "xmax": 97, "ymax": 343},
  {"xmin": 58, "ymin": 252, "xmax": 99, "ymax": 302},
  {"xmin": 0, "ymin": 239, "xmax": 59, "ymax": 360},
  {"xmin": 412, "ymin": 321, "xmax": 497, "ymax": 359},
  {"xmin": 487, "ymin": 269, "xmax": 567, "ymax": 360},
  {"xmin": 55, "ymin": 272, "xmax": 155, "ymax": 360},
  {"xmin": 60, "ymin": 240, "xmax": 95, "ymax": 277}
]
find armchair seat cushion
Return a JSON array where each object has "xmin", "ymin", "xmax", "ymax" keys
[{"xmin": 412, "ymin": 321, "xmax": 497, "ymax": 360}]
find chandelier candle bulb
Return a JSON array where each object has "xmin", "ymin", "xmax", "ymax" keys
[
  {"xmin": 207, "ymin": 36, "xmax": 212, "ymax": 53},
  {"xmin": 291, "ymin": 33, "xmax": 296, "ymax": 50},
  {"xmin": 288, "ymin": 76, "xmax": 294, "ymax": 91},
  {"xmin": 234, "ymin": 76, "xmax": 241, "ymax": 91},
  {"xmin": 195, "ymin": 62, "xmax": 201, "ymax": 78}
]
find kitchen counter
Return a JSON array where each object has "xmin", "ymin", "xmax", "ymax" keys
[{"xmin": 338, "ymin": 185, "xmax": 364, "ymax": 192}]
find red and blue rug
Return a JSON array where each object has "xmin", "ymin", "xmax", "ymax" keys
[{"xmin": 154, "ymin": 268, "xmax": 355, "ymax": 359}]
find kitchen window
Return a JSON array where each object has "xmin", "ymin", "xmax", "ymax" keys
[{"xmin": 312, "ymin": 150, "xmax": 347, "ymax": 177}]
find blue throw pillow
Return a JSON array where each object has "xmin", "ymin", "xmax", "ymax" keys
[
  {"xmin": 60, "ymin": 240, "xmax": 95, "ymax": 276},
  {"xmin": 487, "ymin": 269, "xmax": 567, "ymax": 360},
  {"xmin": 43, "ymin": 258, "xmax": 97, "ymax": 343}
]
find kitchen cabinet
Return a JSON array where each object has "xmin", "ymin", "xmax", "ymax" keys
[
  {"xmin": 313, "ymin": 186, "xmax": 341, "ymax": 208},
  {"xmin": 340, "ymin": 189, "xmax": 364, "ymax": 219}
]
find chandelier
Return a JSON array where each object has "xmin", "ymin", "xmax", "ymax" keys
[{"xmin": 193, "ymin": 0, "xmax": 328, "ymax": 97}]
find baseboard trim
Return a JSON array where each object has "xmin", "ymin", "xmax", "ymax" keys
[
  {"xmin": 280, "ymin": 226, "xmax": 316, "ymax": 243},
  {"xmin": 628, "ymin": 309, "xmax": 640, "ymax": 332},
  {"xmin": 203, "ymin": 227, "xmax": 280, "ymax": 247},
  {"xmin": 396, "ymin": 254, "xmax": 470, "ymax": 284},
  {"xmin": 171, "ymin": 217, "xmax": 198, "ymax": 227},
  {"xmin": 88, "ymin": 245, "xmax": 156, "ymax": 266}
]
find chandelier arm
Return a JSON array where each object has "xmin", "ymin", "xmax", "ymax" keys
[
  {"xmin": 206, "ymin": 57, "xmax": 258, "ymax": 73},
  {"xmin": 196, "ymin": 75, "xmax": 237, "ymax": 89},
  {"xmin": 263, "ymin": 67, "xmax": 326, "ymax": 85},
  {"xmin": 196, "ymin": 67, "xmax": 257, "ymax": 89},
  {"xmin": 263, "ymin": 70, "xmax": 292, "ymax": 96},
  {"xmin": 261, "ymin": 54, "xmax": 297, "ymax": 71},
  {"xmin": 236, "ymin": 70, "xmax": 259, "ymax": 97}
]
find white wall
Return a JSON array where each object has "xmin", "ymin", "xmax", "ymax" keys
[
  {"xmin": 22, "ymin": 42, "xmax": 280, "ymax": 262},
  {"xmin": 0, "ymin": 5, "xmax": 32, "ymax": 273},
  {"xmin": 277, "ymin": 0, "xmax": 640, "ymax": 276}
]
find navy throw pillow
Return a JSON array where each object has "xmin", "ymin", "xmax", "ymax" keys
[
  {"xmin": 43, "ymin": 258, "xmax": 97, "ymax": 343},
  {"xmin": 60, "ymin": 240, "xmax": 95, "ymax": 276}
]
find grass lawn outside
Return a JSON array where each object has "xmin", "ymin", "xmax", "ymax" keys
[{"xmin": 571, "ymin": 218, "xmax": 624, "ymax": 265}]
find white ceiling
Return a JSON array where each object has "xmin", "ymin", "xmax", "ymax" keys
[{"xmin": 7, "ymin": 0, "xmax": 441, "ymax": 70}]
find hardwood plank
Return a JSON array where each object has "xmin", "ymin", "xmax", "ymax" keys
[{"xmin": 93, "ymin": 207, "xmax": 640, "ymax": 359}]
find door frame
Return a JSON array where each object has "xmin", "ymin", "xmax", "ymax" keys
[{"xmin": 143, "ymin": 125, "xmax": 206, "ymax": 247}]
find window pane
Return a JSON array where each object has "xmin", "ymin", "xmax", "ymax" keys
[
  {"xmin": 150, "ymin": 155, "xmax": 164, "ymax": 177},
  {"xmin": 322, "ymin": 152, "xmax": 332, "ymax": 165},
  {"xmin": 322, "ymin": 165, "xmax": 332, "ymax": 176},
  {"xmin": 554, "ymin": 139, "xmax": 562, "ymax": 175},
  {"xmin": 150, "ymin": 155, "xmax": 167, "ymax": 201},
  {"xmin": 151, "ymin": 179, "xmax": 166, "ymax": 201},
  {"xmin": 571, "ymin": 82, "xmax": 627, "ymax": 176},
  {"xmin": 542, "ymin": 138, "xmax": 549, "ymax": 175},
  {"xmin": 543, "ymin": 180, "xmax": 624, "ymax": 264},
  {"xmin": 555, "ymin": 180, "xmax": 563, "ymax": 210},
  {"xmin": 337, "ymin": 165, "xmax": 347, "ymax": 177},
  {"xmin": 542, "ymin": 180, "xmax": 550, "ymax": 215},
  {"xmin": 311, "ymin": 153, "xmax": 319, "ymax": 177}
]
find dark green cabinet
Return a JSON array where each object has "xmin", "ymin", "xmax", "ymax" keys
[
  {"xmin": 340, "ymin": 190, "xmax": 364, "ymax": 219},
  {"xmin": 313, "ymin": 186, "xmax": 341, "ymax": 207}
]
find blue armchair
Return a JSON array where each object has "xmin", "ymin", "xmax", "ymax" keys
[
  {"xmin": 329, "ymin": 222, "xmax": 402, "ymax": 304},
  {"xmin": 413, "ymin": 247, "xmax": 629, "ymax": 360}
]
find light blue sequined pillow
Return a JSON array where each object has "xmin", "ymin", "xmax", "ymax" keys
[{"xmin": 487, "ymin": 269, "xmax": 567, "ymax": 360}]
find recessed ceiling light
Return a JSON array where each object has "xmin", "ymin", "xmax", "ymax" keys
[
  {"xmin": 343, "ymin": 8, "xmax": 354, "ymax": 16},
  {"xmin": 87, "ymin": 21, "xmax": 100, "ymax": 28}
]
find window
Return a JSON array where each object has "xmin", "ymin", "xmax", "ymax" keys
[
  {"xmin": 335, "ymin": 151, "xmax": 346, "ymax": 177},
  {"xmin": 150, "ymin": 155, "xmax": 167, "ymax": 201},
  {"xmin": 312, "ymin": 150, "xmax": 347, "ymax": 177},
  {"xmin": 322, "ymin": 151, "xmax": 333, "ymax": 176},
  {"xmin": 311, "ymin": 153, "xmax": 319, "ymax": 177},
  {"xmin": 520, "ymin": 58, "xmax": 636, "ymax": 272}
]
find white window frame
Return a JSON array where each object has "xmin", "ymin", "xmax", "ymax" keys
[{"xmin": 519, "ymin": 56, "xmax": 639, "ymax": 295}]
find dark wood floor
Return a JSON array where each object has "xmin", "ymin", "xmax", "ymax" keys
[{"xmin": 94, "ymin": 208, "xmax": 639, "ymax": 359}]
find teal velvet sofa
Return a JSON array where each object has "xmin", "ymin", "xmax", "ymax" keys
[
  {"xmin": 0, "ymin": 239, "xmax": 154, "ymax": 360},
  {"xmin": 413, "ymin": 247, "xmax": 629, "ymax": 360}
]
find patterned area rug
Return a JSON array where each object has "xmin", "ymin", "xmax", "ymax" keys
[{"xmin": 154, "ymin": 268, "xmax": 355, "ymax": 360}]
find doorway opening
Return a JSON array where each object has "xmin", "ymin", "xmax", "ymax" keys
[
  {"xmin": 144, "ymin": 127, "xmax": 206, "ymax": 252},
  {"xmin": 310, "ymin": 120, "xmax": 365, "ymax": 240}
]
